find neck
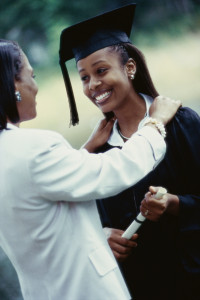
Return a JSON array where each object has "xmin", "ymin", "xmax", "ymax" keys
[{"xmin": 114, "ymin": 93, "xmax": 147, "ymax": 138}]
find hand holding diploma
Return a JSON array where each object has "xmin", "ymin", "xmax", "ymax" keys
[
  {"xmin": 140, "ymin": 186, "xmax": 180, "ymax": 219},
  {"xmin": 140, "ymin": 186, "xmax": 168, "ymax": 221},
  {"xmin": 103, "ymin": 227, "xmax": 138, "ymax": 262},
  {"xmin": 122, "ymin": 186, "xmax": 167, "ymax": 239}
]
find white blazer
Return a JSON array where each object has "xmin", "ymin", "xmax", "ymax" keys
[{"xmin": 0, "ymin": 124, "xmax": 165, "ymax": 300}]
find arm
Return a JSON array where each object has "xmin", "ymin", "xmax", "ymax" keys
[
  {"xmin": 141, "ymin": 107, "xmax": 200, "ymax": 228},
  {"xmin": 171, "ymin": 107, "xmax": 200, "ymax": 232},
  {"xmin": 30, "ymin": 97, "xmax": 180, "ymax": 202},
  {"xmin": 30, "ymin": 126, "xmax": 166, "ymax": 202}
]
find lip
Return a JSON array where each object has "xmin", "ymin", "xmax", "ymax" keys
[{"xmin": 93, "ymin": 90, "xmax": 112, "ymax": 105}]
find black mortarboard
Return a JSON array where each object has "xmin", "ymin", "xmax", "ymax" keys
[{"xmin": 59, "ymin": 3, "xmax": 136, "ymax": 126}]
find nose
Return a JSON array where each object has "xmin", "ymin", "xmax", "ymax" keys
[
  {"xmin": 89, "ymin": 76, "xmax": 101, "ymax": 91},
  {"xmin": 35, "ymin": 82, "xmax": 39, "ymax": 95}
]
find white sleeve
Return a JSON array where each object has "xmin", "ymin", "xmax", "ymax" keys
[{"xmin": 30, "ymin": 126, "xmax": 165, "ymax": 202}]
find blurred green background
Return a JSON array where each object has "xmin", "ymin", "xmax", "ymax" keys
[{"xmin": 0, "ymin": 0, "xmax": 200, "ymax": 298}]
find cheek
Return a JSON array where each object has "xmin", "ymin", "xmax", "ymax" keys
[
  {"xmin": 106, "ymin": 70, "xmax": 125, "ymax": 87},
  {"xmin": 82, "ymin": 83, "xmax": 90, "ymax": 98},
  {"xmin": 29, "ymin": 80, "xmax": 38, "ymax": 95},
  {"xmin": 82, "ymin": 84, "xmax": 97, "ymax": 106},
  {"xmin": 20, "ymin": 80, "xmax": 36, "ymax": 96}
]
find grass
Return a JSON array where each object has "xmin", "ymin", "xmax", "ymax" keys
[{"xmin": 22, "ymin": 31, "xmax": 200, "ymax": 148}]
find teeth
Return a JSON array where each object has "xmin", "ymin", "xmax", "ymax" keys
[{"xmin": 95, "ymin": 91, "xmax": 111, "ymax": 102}]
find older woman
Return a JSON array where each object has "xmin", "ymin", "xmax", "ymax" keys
[
  {"xmin": 59, "ymin": 4, "xmax": 200, "ymax": 300},
  {"xmin": 0, "ymin": 38, "xmax": 180, "ymax": 300}
]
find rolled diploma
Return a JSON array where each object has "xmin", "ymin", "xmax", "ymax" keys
[{"xmin": 122, "ymin": 187, "xmax": 167, "ymax": 239}]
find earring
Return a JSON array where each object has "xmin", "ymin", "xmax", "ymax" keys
[
  {"xmin": 15, "ymin": 91, "xmax": 22, "ymax": 102},
  {"xmin": 130, "ymin": 73, "xmax": 135, "ymax": 80}
]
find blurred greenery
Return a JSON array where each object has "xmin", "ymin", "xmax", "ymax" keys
[
  {"xmin": 0, "ymin": 0, "xmax": 200, "ymax": 64},
  {"xmin": 0, "ymin": 0, "xmax": 200, "ymax": 299}
]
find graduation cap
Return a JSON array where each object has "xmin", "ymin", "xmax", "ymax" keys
[{"xmin": 59, "ymin": 3, "xmax": 136, "ymax": 126}]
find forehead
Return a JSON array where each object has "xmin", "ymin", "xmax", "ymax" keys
[
  {"xmin": 77, "ymin": 47, "xmax": 119, "ymax": 69},
  {"xmin": 20, "ymin": 51, "xmax": 32, "ymax": 72}
]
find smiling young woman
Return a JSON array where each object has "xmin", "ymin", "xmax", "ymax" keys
[{"xmin": 77, "ymin": 45, "xmax": 153, "ymax": 138}]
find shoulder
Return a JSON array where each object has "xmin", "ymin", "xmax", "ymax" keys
[
  {"xmin": 166, "ymin": 107, "xmax": 200, "ymax": 150},
  {"xmin": 168, "ymin": 107, "xmax": 200, "ymax": 133},
  {"xmin": 16, "ymin": 127, "xmax": 63, "ymax": 140},
  {"xmin": 7, "ymin": 127, "xmax": 70, "ymax": 154},
  {"xmin": 174, "ymin": 106, "xmax": 200, "ymax": 124}
]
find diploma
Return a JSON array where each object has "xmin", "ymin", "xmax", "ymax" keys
[{"xmin": 122, "ymin": 187, "xmax": 167, "ymax": 239}]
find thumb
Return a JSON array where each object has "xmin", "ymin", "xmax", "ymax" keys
[
  {"xmin": 149, "ymin": 186, "xmax": 157, "ymax": 194},
  {"xmin": 105, "ymin": 118, "xmax": 115, "ymax": 130}
]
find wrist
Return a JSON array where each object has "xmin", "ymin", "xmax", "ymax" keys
[
  {"xmin": 143, "ymin": 117, "xmax": 166, "ymax": 139},
  {"xmin": 166, "ymin": 194, "xmax": 180, "ymax": 216},
  {"xmin": 84, "ymin": 141, "xmax": 96, "ymax": 153}
]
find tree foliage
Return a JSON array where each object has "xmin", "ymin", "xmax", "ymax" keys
[{"xmin": 0, "ymin": 0, "xmax": 199, "ymax": 64}]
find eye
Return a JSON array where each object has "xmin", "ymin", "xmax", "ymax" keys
[
  {"xmin": 32, "ymin": 74, "xmax": 36, "ymax": 79},
  {"xmin": 81, "ymin": 75, "xmax": 89, "ymax": 82},
  {"xmin": 97, "ymin": 68, "xmax": 107, "ymax": 74}
]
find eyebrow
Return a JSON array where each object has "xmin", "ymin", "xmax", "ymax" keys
[{"xmin": 78, "ymin": 59, "xmax": 107, "ymax": 73}]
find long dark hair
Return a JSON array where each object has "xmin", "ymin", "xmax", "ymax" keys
[
  {"xmin": 105, "ymin": 43, "xmax": 159, "ymax": 120},
  {"xmin": 0, "ymin": 39, "xmax": 23, "ymax": 130}
]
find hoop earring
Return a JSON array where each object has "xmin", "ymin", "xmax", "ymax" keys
[{"xmin": 15, "ymin": 91, "xmax": 22, "ymax": 102}]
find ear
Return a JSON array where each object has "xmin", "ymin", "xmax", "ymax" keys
[
  {"xmin": 14, "ymin": 80, "xmax": 19, "ymax": 91},
  {"xmin": 125, "ymin": 58, "xmax": 136, "ymax": 76}
]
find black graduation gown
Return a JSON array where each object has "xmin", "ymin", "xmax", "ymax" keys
[{"xmin": 96, "ymin": 107, "xmax": 200, "ymax": 300}]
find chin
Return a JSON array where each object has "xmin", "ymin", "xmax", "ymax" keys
[
  {"xmin": 100, "ymin": 106, "xmax": 113, "ymax": 114},
  {"xmin": 23, "ymin": 112, "xmax": 37, "ymax": 122},
  {"xmin": 31, "ymin": 113, "xmax": 37, "ymax": 120}
]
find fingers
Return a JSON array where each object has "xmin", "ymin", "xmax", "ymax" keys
[
  {"xmin": 110, "ymin": 238, "xmax": 137, "ymax": 254},
  {"xmin": 107, "ymin": 229, "xmax": 138, "ymax": 248},
  {"xmin": 150, "ymin": 95, "xmax": 182, "ymax": 125},
  {"xmin": 97, "ymin": 118, "xmax": 108, "ymax": 129},
  {"xmin": 105, "ymin": 228, "xmax": 138, "ymax": 262},
  {"xmin": 113, "ymin": 250, "xmax": 131, "ymax": 262},
  {"xmin": 155, "ymin": 95, "xmax": 182, "ymax": 105},
  {"xmin": 148, "ymin": 185, "xmax": 157, "ymax": 194},
  {"xmin": 155, "ymin": 95, "xmax": 182, "ymax": 108},
  {"xmin": 140, "ymin": 198, "xmax": 149, "ymax": 217},
  {"xmin": 140, "ymin": 186, "xmax": 168, "ymax": 221},
  {"xmin": 104, "ymin": 118, "xmax": 115, "ymax": 130},
  {"xmin": 97, "ymin": 118, "xmax": 115, "ymax": 131}
]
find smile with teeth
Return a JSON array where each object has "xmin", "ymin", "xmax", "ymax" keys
[{"xmin": 95, "ymin": 91, "xmax": 112, "ymax": 104}]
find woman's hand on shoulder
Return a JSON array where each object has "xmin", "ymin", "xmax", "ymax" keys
[
  {"xmin": 150, "ymin": 95, "xmax": 182, "ymax": 125},
  {"xmin": 83, "ymin": 118, "xmax": 115, "ymax": 153}
]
